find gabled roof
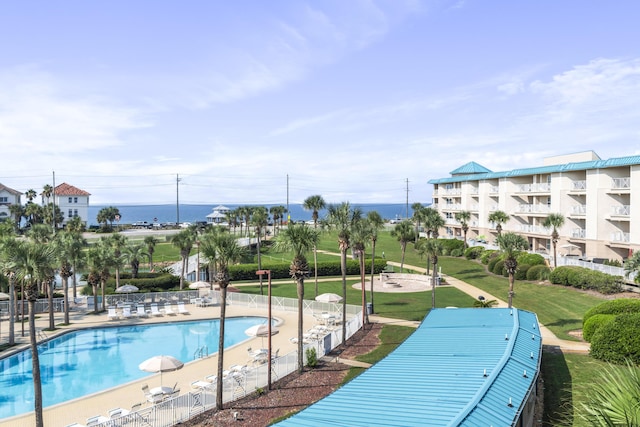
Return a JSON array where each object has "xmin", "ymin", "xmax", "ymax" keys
[
  {"xmin": 429, "ymin": 154, "xmax": 640, "ymax": 185},
  {"xmin": 450, "ymin": 161, "xmax": 492, "ymax": 175},
  {"xmin": 213, "ymin": 205, "xmax": 230, "ymax": 212},
  {"xmin": 55, "ymin": 183, "xmax": 91, "ymax": 196},
  {"xmin": 274, "ymin": 308, "xmax": 542, "ymax": 427},
  {"xmin": 0, "ymin": 183, "xmax": 22, "ymax": 195}
]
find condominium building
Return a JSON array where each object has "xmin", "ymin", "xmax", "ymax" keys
[{"xmin": 428, "ymin": 151, "xmax": 639, "ymax": 262}]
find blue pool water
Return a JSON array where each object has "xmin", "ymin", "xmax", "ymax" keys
[{"xmin": 0, "ymin": 317, "xmax": 265, "ymax": 419}]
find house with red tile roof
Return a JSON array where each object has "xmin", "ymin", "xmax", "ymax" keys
[
  {"xmin": 54, "ymin": 183, "xmax": 91, "ymax": 226},
  {"xmin": 0, "ymin": 183, "xmax": 22, "ymax": 222}
]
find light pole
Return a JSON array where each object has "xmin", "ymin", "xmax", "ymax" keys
[{"xmin": 256, "ymin": 269, "xmax": 272, "ymax": 389}]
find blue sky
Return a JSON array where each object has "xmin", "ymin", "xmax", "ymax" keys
[{"xmin": 1, "ymin": 0, "xmax": 639, "ymax": 205}]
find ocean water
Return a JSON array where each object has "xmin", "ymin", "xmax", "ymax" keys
[{"xmin": 88, "ymin": 203, "xmax": 416, "ymax": 226}]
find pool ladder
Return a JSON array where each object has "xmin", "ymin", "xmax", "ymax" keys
[{"xmin": 194, "ymin": 345, "xmax": 209, "ymax": 359}]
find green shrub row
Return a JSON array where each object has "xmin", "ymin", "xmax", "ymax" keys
[
  {"xmin": 438, "ymin": 239, "xmax": 465, "ymax": 255},
  {"xmin": 549, "ymin": 266, "xmax": 624, "ymax": 294},
  {"xmin": 582, "ymin": 314, "xmax": 615, "ymax": 342},
  {"xmin": 227, "ymin": 258, "xmax": 387, "ymax": 281},
  {"xmin": 526, "ymin": 264, "xmax": 551, "ymax": 281},
  {"xmin": 464, "ymin": 246, "xmax": 484, "ymax": 260},
  {"xmin": 583, "ymin": 298, "xmax": 640, "ymax": 324},
  {"xmin": 590, "ymin": 313, "xmax": 640, "ymax": 364}
]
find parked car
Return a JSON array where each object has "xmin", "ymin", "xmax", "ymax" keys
[{"xmin": 179, "ymin": 222, "xmax": 192, "ymax": 228}]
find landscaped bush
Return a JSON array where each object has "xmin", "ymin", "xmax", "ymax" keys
[
  {"xmin": 515, "ymin": 264, "xmax": 531, "ymax": 280},
  {"xmin": 583, "ymin": 299, "xmax": 640, "ymax": 324},
  {"xmin": 549, "ymin": 266, "xmax": 577, "ymax": 286},
  {"xmin": 590, "ymin": 312, "xmax": 640, "ymax": 364},
  {"xmin": 487, "ymin": 256, "xmax": 502, "ymax": 273},
  {"xmin": 228, "ymin": 259, "xmax": 387, "ymax": 281},
  {"xmin": 480, "ymin": 250, "xmax": 499, "ymax": 265},
  {"xmin": 492, "ymin": 260, "xmax": 506, "ymax": 276},
  {"xmin": 438, "ymin": 238, "xmax": 465, "ymax": 255},
  {"xmin": 464, "ymin": 246, "xmax": 485, "ymax": 260},
  {"xmin": 526, "ymin": 264, "xmax": 551, "ymax": 281},
  {"xmin": 516, "ymin": 252, "xmax": 546, "ymax": 267},
  {"xmin": 450, "ymin": 248, "xmax": 464, "ymax": 257},
  {"xmin": 582, "ymin": 313, "xmax": 616, "ymax": 342}
]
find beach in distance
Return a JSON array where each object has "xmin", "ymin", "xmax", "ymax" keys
[{"xmin": 88, "ymin": 203, "xmax": 421, "ymax": 226}]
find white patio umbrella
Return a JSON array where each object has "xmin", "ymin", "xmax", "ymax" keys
[
  {"xmin": 560, "ymin": 243, "xmax": 580, "ymax": 255},
  {"xmin": 315, "ymin": 293, "xmax": 343, "ymax": 303},
  {"xmin": 138, "ymin": 355, "xmax": 184, "ymax": 387},
  {"xmin": 115, "ymin": 284, "xmax": 139, "ymax": 293},
  {"xmin": 245, "ymin": 324, "xmax": 279, "ymax": 346},
  {"xmin": 188, "ymin": 281, "xmax": 211, "ymax": 289},
  {"xmin": 0, "ymin": 292, "xmax": 9, "ymax": 300}
]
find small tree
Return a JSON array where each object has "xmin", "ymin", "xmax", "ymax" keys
[
  {"xmin": 543, "ymin": 213, "xmax": 565, "ymax": 268},
  {"xmin": 455, "ymin": 210, "xmax": 471, "ymax": 249},
  {"xmin": 496, "ymin": 232, "xmax": 529, "ymax": 308},
  {"xmin": 488, "ymin": 210, "xmax": 509, "ymax": 236},
  {"xmin": 391, "ymin": 220, "xmax": 415, "ymax": 273}
]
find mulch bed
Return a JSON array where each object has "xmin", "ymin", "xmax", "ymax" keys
[{"xmin": 181, "ymin": 323, "xmax": 383, "ymax": 426}]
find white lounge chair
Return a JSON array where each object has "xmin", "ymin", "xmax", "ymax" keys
[
  {"xmin": 107, "ymin": 307, "xmax": 119, "ymax": 320},
  {"xmin": 135, "ymin": 304, "xmax": 148, "ymax": 317},
  {"xmin": 177, "ymin": 302, "xmax": 190, "ymax": 315},
  {"xmin": 108, "ymin": 407, "xmax": 130, "ymax": 419},
  {"xmin": 164, "ymin": 303, "xmax": 177, "ymax": 316},
  {"xmin": 86, "ymin": 415, "xmax": 109, "ymax": 427},
  {"xmin": 121, "ymin": 306, "xmax": 132, "ymax": 319},
  {"xmin": 150, "ymin": 303, "xmax": 163, "ymax": 316}
]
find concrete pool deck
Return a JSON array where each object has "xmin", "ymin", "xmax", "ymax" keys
[{"xmin": 2, "ymin": 302, "xmax": 305, "ymax": 427}]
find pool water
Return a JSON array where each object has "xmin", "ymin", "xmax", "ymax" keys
[{"xmin": 0, "ymin": 316, "xmax": 266, "ymax": 419}]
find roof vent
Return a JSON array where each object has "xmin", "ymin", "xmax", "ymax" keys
[
  {"xmin": 530, "ymin": 352, "xmax": 534, "ymax": 359},
  {"xmin": 523, "ymin": 370, "xmax": 528, "ymax": 378},
  {"xmin": 483, "ymin": 368, "xmax": 488, "ymax": 377},
  {"xmin": 532, "ymin": 334, "xmax": 536, "ymax": 340},
  {"xmin": 505, "ymin": 333, "xmax": 509, "ymax": 340},
  {"xmin": 507, "ymin": 397, "xmax": 513, "ymax": 407}
]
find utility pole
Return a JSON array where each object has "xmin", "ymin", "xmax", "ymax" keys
[
  {"xmin": 286, "ymin": 174, "xmax": 290, "ymax": 225},
  {"xmin": 52, "ymin": 170, "xmax": 56, "ymax": 232},
  {"xmin": 176, "ymin": 174, "xmax": 181, "ymax": 225}
]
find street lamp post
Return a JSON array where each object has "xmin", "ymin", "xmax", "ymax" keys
[{"xmin": 256, "ymin": 270, "xmax": 272, "ymax": 389}]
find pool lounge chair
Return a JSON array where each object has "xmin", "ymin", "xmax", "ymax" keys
[
  {"xmin": 135, "ymin": 303, "xmax": 148, "ymax": 317},
  {"xmin": 149, "ymin": 303, "xmax": 163, "ymax": 316},
  {"xmin": 177, "ymin": 302, "xmax": 190, "ymax": 314},
  {"xmin": 164, "ymin": 303, "xmax": 177, "ymax": 315},
  {"xmin": 108, "ymin": 407, "xmax": 130, "ymax": 419},
  {"xmin": 121, "ymin": 306, "xmax": 132, "ymax": 319},
  {"xmin": 107, "ymin": 307, "xmax": 119, "ymax": 321},
  {"xmin": 86, "ymin": 415, "xmax": 109, "ymax": 426}
]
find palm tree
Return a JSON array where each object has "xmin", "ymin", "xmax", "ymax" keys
[
  {"xmin": 96, "ymin": 206, "xmax": 121, "ymax": 231},
  {"xmin": 171, "ymin": 230, "xmax": 195, "ymax": 289},
  {"xmin": 25, "ymin": 189, "xmax": 37, "ymax": 203},
  {"xmin": 624, "ymin": 251, "xmax": 640, "ymax": 284},
  {"xmin": 41, "ymin": 184, "xmax": 53, "ymax": 205},
  {"xmin": 411, "ymin": 203, "xmax": 426, "ymax": 243},
  {"xmin": 211, "ymin": 232, "xmax": 247, "ymax": 410},
  {"xmin": 0, "ymin": 234, "xmax": 19, "ymax": 345},
  {"xmin": 415, "ymin": 238, "xmax": 442, "ymax": 309},
  {"xmin": 123, "ymin": 243, "xmax": 149, "ymax": 278},
  {"xmin": 67, "ymin": 232, "xmax": 87, "ymax": 299},
  {"xmin": 351, "ymin": 219, "xmax": 372, "ymax": 324},
  {"xmin": 65, "ymin": 216, "xmax": 85, "ymax": 233},
  {"xmin": 391, "ymin": 220, "xmax": 415, "ymax": 273},
  {"xmin": 8, "ymin": 203, "xmax": 24, "ymax": 232},
  {"xmin": 105, "ymin": 233, "xmax": 128, "ymax": 290},
  {"xmin": 422, "ymin": 208, "xmax": 445, "ymax": 274},
  {"xmin": 274, "ymin": 223, "xmax": 319, "ymax": 372},
  {"xmin": 303, "ymin": 195, "xmax": 326, "ymax": 297},
  {"xmin": 543, "ymin": 213, "xmax": 565, "ymax": 268},
  {"xmin": 86, "ymin": 241, "xmax": 113, "ymax": 313},
  {"xmin": 488, "ymin": 210, "xmax": 509, "ymax": 237},
  {"xmin": 473, "ymin": 298, "xmax": 498, "ymax": 308},
  {"xmin": 455, "ymin": 210, "xmax": 471, "ymax": 249},
  {"xmin": 251, "ymin": 207, "xmax": 269, "ymax": 295},
  {"xmin": 496, "ymin": 232, "xmax": 529, "ymax": 308},
  {"xmin": 269, "ymin": 205, "xmax": 287, "ymax": 236},
  {"xmin": 144, "ymin": 236, "xmax": 159, "ymax": 272},
  {"xmin": 53, "ymin": 232, "xmax": 76, "ymax": 325},
  {"xmin": 366, "ymin": 211, "xmax": 384, "ymax": 313},
  {"xmin": 326, "ymin": 202, "xmax": 362, "ymax": 344},
  {"xmin": 13, "ymin": 239, "xmax": 55, "ymax": 427}
]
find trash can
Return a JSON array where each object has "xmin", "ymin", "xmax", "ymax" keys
[{"xmin": 366, "ymin": 303, "xmax": 373, "ymax": 314}]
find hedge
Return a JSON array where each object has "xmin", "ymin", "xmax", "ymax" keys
[
  {"xmin": 590, "ymin": 313, "xmax": 640, "ymax": 364},
  {"xmin": 481, "ymin": 250, "xmax": 499, "ymax": 265},
  {"xmin": 583, "ymin": 299, "xmax": 640, "ymax": 324},
  {"xmin": 464, "ymin": 246, "xmax": 485, "ymax": 260},
  {"xmin": 582, "ymin": 313, "xmax": 616, "ymax": 342},
  {"xmin": 438, "ymin": 239, "xmax": 465, "ymax": 255},
  {"xmin": 550, "ymin": 266, "xmax": 624, "ymax": 294},
  {"xmin": 492, "ymin": 260, "xmax": 506, "ymax": 276},
  {"xmin": 228, "ymin": 258, "xmax": 387, "ymax": 281},
  {"xmin": 516, "ymin": 252, "xmax": 546, "ymax": 267},
  {"xmin": 515, "ymin": 264, "xmax": 530, "ymax": 281},
  {"xmin": 526, "ymin": 265, "xmax": 551, "ymax": 281}
]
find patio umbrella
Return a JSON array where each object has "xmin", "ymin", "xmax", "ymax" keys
[
  {"xmin": 560, "ymin": 243, "xmax": 580, "ymax": 255},
  {"xmin": 188, "ymin": 281, "xmax": 211, "ymax": 290},
  {"xmin": 245, "ymin": 324, "xmax": 279, "ymax": 346},
  {"xmin": 115, "ymin": 284, "xmax": 139, "ymax": 293},
  {"xmin": 138, "ymin": 355, "xmax": 184, "ymax": 387},
  {"xmin": 0, "ymin": 292, "xmax": 9, "ymax": 300},
  {"xmin": 315, "ymin": 293, "xmax": 343, "ymax": 303}
]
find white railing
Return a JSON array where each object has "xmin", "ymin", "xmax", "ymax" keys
[
  {"xmin": 489, "ymin": 204, "xmax": 499, "ymax": 212},
  {"xmin": 571, "ymin": 180, "xmax": 587, "ymax": 191},
  {"xmin": 570, "ymin": 205, "xmax": 587, "ymax": 215},
  {"xmin": 516, "ymin": 204, "xmax": 550, "ymax": 214},
  {"xmin": 442, "ymin": 204, "xmax": 462, "ymax": 211},
  {"xmin": 558, "ymin": 257, "xmax": 636, "ymax": 282},
  {"xmin": 489, "ymin": 185, "xmax": 500, "ymax": 194},
  {"xmin": 469, "ymin": 187, "xmax": 479, "ymax": 195},
  {"xmin": 610, "ymin": 231, "xmax": 630, "ymax": 242},
  {"xmin": 611, "ymin": 205, "xmax": 631, "ymax": 216},
  {"xmin": 470, "ymin": 203, "xmax": 479, "ymax": 212},
  {"xmin": 518, "ymin": 224, "xmax": 548, "ymax": 234},
  {"xmin": 571, "ymin": 228, "xmax": 586, "ymax": 238},
  {"xmin": 611, "ymin": 177, "xmax": 631, "ymax": 190},
  {"xmin": 442, "ymin": 188, "xmax": 461, "ymax": 195},
  {"xmin": 517, "ymin": 183, "xmax": 550, "ymax": 193}
]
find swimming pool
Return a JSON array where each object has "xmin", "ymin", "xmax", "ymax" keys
[{"xmin": 0, "ymin": 316, "xmax": 266, "ymax": 419}]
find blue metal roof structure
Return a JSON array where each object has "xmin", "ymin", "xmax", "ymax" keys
[
  {"xmin": 450, "ymin": 161, "xmax": 493, "ymax": 175},
  {"xmin": 428, "ymin": 154, "xmax": 640, "ymax": 185},
  {"xmin": 274, "ymin": 308, "xmax": 542, "ymax": 427}
]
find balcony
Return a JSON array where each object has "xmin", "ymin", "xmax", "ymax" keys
[
  {"xmin": 571, "ymin": 228, "xmax": 586, "ymax": 239},
  {"xmin": 609, "ymin": 177, "xmax": 631, "ymax": 193},
  {"xmin": 570, "ymin": 180, "xmax": 587, "ymax": 192},
  {"xmin": 489, "ymin": 185, "xmax": 500, "ymax": 194},
  {"xmin": 518, "ymin": 224, "xmax": 548, "ymax": 234},
  {"xmin": 442, "ymin": 188, "xmax": 462, "ymax": 196},
  {"xmin": 442, "ymin": 204, "xmax": 462, "ymax": 211},
  {"xmin": 610, "ymin": 205, "xmax": 631, "ymax": 217},
  {"xmin": 515, "ymin": 204, "xmax": 550, "ymax": 215},
  {"xmin": 517, "ymin": 183, "xmax": 550, "ymax": 193},
  {"xmin": 610, "ymin": 231, "xmax": 630, "ymax": 243},
  {"xmin": 569, "ymin": 205, "xmax": 587, "ymax": 216}
]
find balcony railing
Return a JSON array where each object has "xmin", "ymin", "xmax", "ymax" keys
[
  {"xmin": 517, "ymin": 183, "xmax": 550, "ymax": 193},
  {"xmin": 442, "ymin": 204, "xmax": 462, "ymax": 211},
  {"xmin": 571, "ymin": 180, "xmax": 587, "ymax": 191},
  {"xmin": 442, "ymin": 188, "xmax": 462, "ymax": 195},
  {"xmin": 570, "ymin": 205, "xmax": 587, "ymax": 215},
  {"xmin": 610, "ymin": 231, "xmax": 630, "ymax": 242},
  {"xmin": 611, "ymin": 177, "xmax": 631, "ymax": 190},
  {"xmin": 518, "ymin": 224, "xmax": 548, "ymax": 234},
  {"xmin": 489, "ymin": 185, "xmax": 500, "ymax": 193},
  {"xmin": 516, "ymin": 204, "xmax": 550, "ymax": 214},
  {"xmin": 610, "ymin": 205, "xmax": 631, "ymax": 216},
  {"xmin": 571, "ymin": 228, "xmax": 586, "ymax": 238}
]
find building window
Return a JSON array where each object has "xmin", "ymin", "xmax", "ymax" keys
[
  {"xmin": 73, "ymin": 209, "xmax": 78, "ymax": 217},
  {"xmin": 0, "ymin": 196, "xmax": 7, "ymax": 203},
  {"xmin": 74, "ymin": 197, "xmax": 78, "ymax": 203},
  {"xmin": 68, "ymin": 197, "xmax": 72, "ymax": 203},
  {"xmin": 68, "ymin": 209, "xmax": 73, "ymax": 218}
]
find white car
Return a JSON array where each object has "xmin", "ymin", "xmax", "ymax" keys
[{"xmin": 179, "ymin": 222, "xmax": 192, "ymax": 228}]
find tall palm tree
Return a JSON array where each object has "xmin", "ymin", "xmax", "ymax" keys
[
  {"xmin": 211, "ymin": 232, "xmax": 247, "ymax": 410},
  {"xmin": 496, "ymin": 232, "xmax": 529, "ymax": 308},
  {"xmin": 41, "ymin": 184, "xmax": 53, "ymax": 205},
  {"xmin": 26, "ymin": 224, "xmax": 55, "ymax": 326},
  {"xmin": 104, "ymin": 233, "xmax": 128, "ymax": 289},
  {"xmin": 488, "ymin": 210, "xmax": 509, "ymax": 237},
  {"xmin": 455, "ymin": 210, "xmax": 471, "ymax": 249},
  {"xmin": 8, "ymin": 203, "xmax": 24, "ymax": 232},
  {"xmin": 326, "ymin": 202, "xmax": 362, "ymax": 344},
  {"xmin": 13, "ymin": 239, "xmax": 55, "ymax": 427},
  {"xmin": 144, "ymin": 235, "xmax": 159, "ymax": 272},
  {"xmin": 123, "ymin": 243, "xmax": 149, "ymax": 278},
  {"xmin": 171, "ymin": 230, "xmax": 195, "ymax": 289},
  {"xmin": 67, "ymin": 232, "xmax": 87, "ymax": 299},
  {"xmin": 252, "ymin": 207, "xmax": 269, "ymax": 295},
  {"xmin": 351, "ymin": 219, "xmax": 372, "ymax": 325},
  {"xmin": 25, "ymin": 189, "xmax": 37, "ymax": 203},
  {"xmin": 53, "ymin": 232, "xmax": 76, "ymax": 325},
  {"xmin": 86, "ymin": 241, "xmax": 113, "ymax": 313},
  {"xmin": 416, "ymin": 238, "xmax": 442, "ymax": 309},
  {"xmin": 391, "ymin": 220, "xmax": 415, "ymax": 273},
  {"xmin": 274, "ymin": 223, "xmax": 319, "ymax": 372},
  {"xmin": 366, "ymin": 211, "xmax": 384, "ymax": 313},
  {"xmin": 303, "ymin": 195, "xmax": 326, "ymax": 297},
  {"xmin": 543, "ymin": 213, "xmax": 565, "ymax": 268},
  {"xmin": 0, "ymin": 234, "xmax": 19, "ymax": 345},
  {"xmin": 269, "ymin": 205, "xmax": 286, "ymax": 236},
  {"xmin": 411, "ymin": 203, "xmax": 426, "ymax": 243},
  {"xmin": 422, "ymin": 208, "xmax": 445, "ymax": 274}
]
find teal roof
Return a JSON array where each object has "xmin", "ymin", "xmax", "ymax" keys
[
  {"xmin": 274, "ymin": 308, "xmax": 542, "ymax": 427},
  {"xmin": 450, "ymin": 161, "xmax": 493, "ymax": 175},
  {"xmin": 429, "ymin": 154, "xmax": 640, "ymax": 185}
]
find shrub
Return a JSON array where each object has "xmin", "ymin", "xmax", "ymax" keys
[
  {"xmin": 450, "ymin": 248, "xmax": 464, "ymax": 257},
  {"xmin": 526, "ymin": 265, "xmax": 551, "ymax": 281},
  {"xmin": 549, "ymin": 266, "xmax": 580, "ymax": 286},
  {"xmin": 590, "ymin": 313, "xmax": 640, "ymax": 364},
  {"xmin": 480, "ymin": 250, "xmax": 499, "ymax": 265},
  {"xmin": 516, "ymin": 252, "xmax": 546, "ymax": 267},
  {"xmin": 492, "ymin": 260, "xmax": 506, "ymax": 276},
  {"xmin": 464, "ymin": 246, "xmax": 485, "ymax": 260},
  {"xmin": 487, "ymin": 256, "xmax": 501, "ymax": 273},
  {"xmin": 582, "ymin": 314, "xmax": 616, "ymax": 342},
  {"xmin": 438, "ymin": 238, "xmax": 465, "ymax": 254},
  {"xmin": 584, "ymin": 299, "xmax": 640, "ymax": 324},
  {"xmin": 515, "ymin": 264, "xmax": 530, "ymax": 281},
  {"xmin": 305, "ymin": 347, "xmax": 318, "ymax": 368}
]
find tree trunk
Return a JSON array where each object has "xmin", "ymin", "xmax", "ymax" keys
[
  {"xmin": 297, "ymin": 278, "xmax": 304, "ymax": 373},
  {"xmin": 48, "ymin": 280, "xmax": 54, "ymax": 330},
  {"xmin": 508, "ymin": 274, "xmax": 514, "ymax": 308},
  {"xmin": 63, "ymin": 276, "xmax": 70, "ymax": 325},
  {"xmin": 340, "ymin": 248, "xmax": 347, "ymax": 346},
  {"xmin": 369, "ymin": 240, "xmax": 376, "ymax": 314},
  {"xmin": 216, "ymin": 286, "xmax": 228, "ymax": 410},
  {"xmin": 313, "ymin": 246, "xmax": 319, "ymax": 298},
  {"xmin": 431, "ymin": 260, "xmax": 438, "ymax": 309},
  {"xmin": 29, "ymin": 299, "xmax": 44, "ymax": 427},
  {"xmin": 9, "ymin": 278, "xmax": 15, "ymax": 345}
]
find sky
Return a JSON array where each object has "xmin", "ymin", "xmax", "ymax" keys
[{"xmin": 1, "ymin": 0, "xmax": 639, "ymax": 206}]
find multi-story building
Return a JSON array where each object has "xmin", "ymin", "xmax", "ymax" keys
[
  {"xmin": 54, "ymin": 182, "xmax": 91, "ymax": 227},
  {"xmin": 0, "ymin": 183, "xmax": 22, "ymax": 222},
  {"xmin": 428, "ymin": 151, "xmax": 639, "ymax": 262}
]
